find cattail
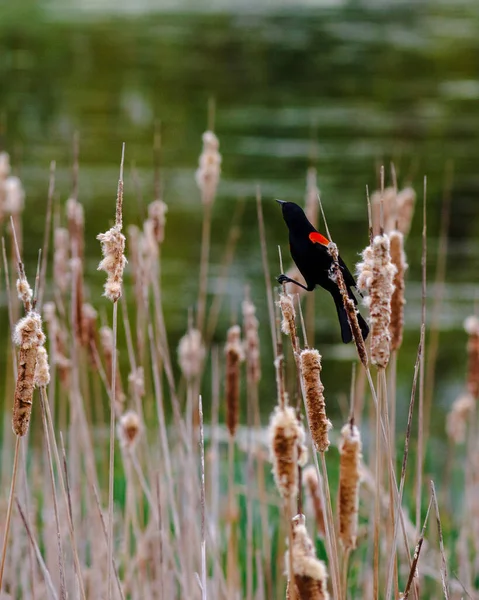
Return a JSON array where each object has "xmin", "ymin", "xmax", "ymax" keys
[
  {"xmin": 338, "ymin": 422, "xmax": 362, "ymax": 551},
  {"xmin": 43, "ymin": 302, "xmax": 71, "ymax": 384},
  {"xmin": 278, "ymin": 292, "xmax": 300, "ymax": 355},
  {"xmin": 81, "ymin": 303, "xmax": 98, "ymax": 348},
  {"xmin": 97, "ymin": 159, "xmax": 127, "ymax": 303},
  {"xmin": 396, "ymin": 187, "xmax": 416, "ymax": 237},
  {"xmin": 100, "ymin": 326, "xmax": 125, "ymax": 412},
  {"xmin": 16, "ymin": 277, "xmax": 33, "ymax": 307},
  {"xmin": 54, "ymin": 227, "xmax": 70, "ymax": 294},
  {"xmin": 389, "ymin": 231, "xmax": 408, "ymax": 351},
  {"xmin": 300, "ymin": 349, "xmax": 332, "ymax": 453},
  {"xmin": 446, "ymin": 393, "xmax": 475, "ymax": 444},
  {"xmin": 225, "ymin": 324, "xmax": 244, "ymax": 437},
  {"xmin": 303, "ymin": 465, "xmax": 326, "ymax": 538},
  {"xmin": 34, "ymin": 346, "xmax": 51, "ymax": 388},
  {"xmin": 362, "ymin": 235, "xmax": 396, "ymax": 369},
  {"xmin": 285, "ymin": 514, "xmax": 330, "ymax": 600},
  {"xmin": 97, "ymin": 227, "xmax": 127, "ymax": 303},
  {"xmin": 328, "ymin": 242, "xmax": 368, "ymax": 367},
  {"xmin": 242, "ymin": 297, "xmax": 261, "ymax": 384},
  {"xmin": 117, "ymin": 410, "xmax": 142, "ymax": 449},
  {"xmin": 371, "ymin": 187, "xmax": 396, "ymax": 235},
  {"xmin": 66, "ymin": 197, "xmax": 85, "ymax": 257},
  {"xmin": 12, "ymin": 312, "xmax": 46, "ymax": 436},
  {"xmin": 269, "ymin": 405, "xmax": 305, "ymax": 499},
  {"xmin": 3, "ymin": 175, "xmax": 25, "ymax": 215},
  {"xmin": 195, "ymin": 130, "xmax": 221, "ymax": 205},
  {"xmin": 147, "ymin": 199, "xmax": 168, "ymax": 244},
  {"xmin": 177, "ymin": 328, "xmax": 205, "ymax": 380},
  {"xmin": 128, "ymin": 367, "xmax": 145, "ymax": 399},
  {"xmin": 465, "ymin": 316, "xmax": 479, "ymax": 400}
]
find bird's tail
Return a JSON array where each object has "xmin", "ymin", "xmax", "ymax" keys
[{"xmin": 334, "ymin": 295, "xmax": 370, "ymax": 344}]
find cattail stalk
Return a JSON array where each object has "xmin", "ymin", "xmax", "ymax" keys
[
  {"xmin": 303, "ymin": 466, "xmax": 326, "ymax": 538},
  {"xmin": 338, "ymin": 421, "xmax": 362, "ymax": 551},
  {"xmin": 98, "ymin": 144, "xmax": 126, "ymax": 600}
]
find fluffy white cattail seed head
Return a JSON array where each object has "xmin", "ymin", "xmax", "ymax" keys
[
  {"xmin": 34, "ymin": 346, "xmax": 51, "ymax": 388},
  {"xmin": 97, "ymin": 226, "xmax": 127, "ymax": 302},
  {"xmin": 195, "ymin": 131, "xmax": 221, "ymax": 205},
  {"xmin": 178, "ymin": 328, "xmax": 205, "ymax": 380},
  {"xmin": 389, "ymin": 230, "xmax": 408, "ymax": 351},
  {"xmin": 285, "ymin": 514, "xmax": 330, "ymax": 600}
]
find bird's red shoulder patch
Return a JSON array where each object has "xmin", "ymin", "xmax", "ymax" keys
[{"xmin": 308, "ymin": 231, "xmax": 329, "ymax": 246}]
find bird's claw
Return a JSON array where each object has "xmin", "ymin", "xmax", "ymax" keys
[{"xmin": 277, "ymin": 274, "xmax": 288, "ymax": 285}]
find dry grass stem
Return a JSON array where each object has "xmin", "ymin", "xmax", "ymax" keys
[
  {"xmin": 338, "ymin": 421, "xmax": 362, "ymax": 551},
  {"xmin": 300, "ymin": 348, "xmax": 331, "ymax": 453}
]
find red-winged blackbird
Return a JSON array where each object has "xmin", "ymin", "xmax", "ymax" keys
[{"xmin": 276, "ymin": 200, "xmax": 369, "ymax": 344}]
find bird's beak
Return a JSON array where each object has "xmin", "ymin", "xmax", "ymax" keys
[{"xmin": 276, "ymin": 199, "xmax": 286, "ymax": 205}]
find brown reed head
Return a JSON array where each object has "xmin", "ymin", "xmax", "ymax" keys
[
  {"xmin": 360, "ymin": 234, "xmax": 396, "ymax": 369},
  {"xmin": 338, "ymin": 421, "xmax": 362, "ymax": 551},
  {"xmin": 12, "ymin": 312, "xmax": 46, "ymax": 436},
  {"xmin": 389, "ymin": 230, "xmax": 408, "ymax": 352},
  {"xmin": 242, "ymin": 296, "xmax": 261, "ymax": 384},
  {"xmin": 147, "ymin": 199, "xmax": 168, "ymax": 244},
  {"xmin": 285, "ymin": 514, "xmax": 330, "ymax": 600},
  {"xmin": 225, "ymin": 324, "xmax": 244, "ymax": 438},
  {"xmin": 269, "ymin": 405, "xmax": 305, "ymax": 499},
  {"xmin": 299, "ymin": 348, "xmax": 332, "ymax": 453}
]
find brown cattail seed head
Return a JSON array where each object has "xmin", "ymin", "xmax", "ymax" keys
[
  {"xmin": 128, "ymin": 366, "xmax": 145, "ymax": 399},
  {"xmin": 465, "ymin": 316, "xmax": 479, "ymax": 400},
  {"xmin": 177, "ymin": 328, "xmax": 205, "ymax": 380},
  {"xmin": 303, "ymin": 466, "xmax": 326, "ymax": 538},
  {"xmin": 285, "ymin": 514, "xmax": 330, "ymax": 600},
  {"xmin": 338, "ymin": 422, "xmax": 362, "ymax": 551},
  {"xmin": 147, "ymin": 199, "xmax": 168, "ymax": 244},
  {"xmin": 195, "ymin": 131, "xmax": 221, "ymax": 205},
  {"xmin": 300, "ymin": 349, "xmax": 332, "ymax": 453},
  {"xmin": 12, "ymin": 312, "xmax": 45, "ymax": 436},
  {"xmin": 446, "ymin": 393, "xmax": 475, "ymax": 444},
  {"xmin": 225, "ymin": 325, "xmax": 244, "ymax": 437},
  {"xmin": 34, "ymin": 346, "xmax": 50, "ymax": 388},
  {"xmin": 364, "ymin": 235, "xmax": 396, "ymax": 368},
  {"xmin": 242, "ymin": 297, "xmax": 261, "ymax": 384},
  {"xmin": 389, "ymin": 231, "xmax": 408, "ymax": 351},
  {"xmin": 97, "ymin": 226, "xmax": 127, "ymax": 302},
  {"xmin": 118, "ymin": 410, "xmax": 142, "ymax": 449},
  {"xmin": 269, "ymin": 405, "xmax": 305, "ymax": 499}
]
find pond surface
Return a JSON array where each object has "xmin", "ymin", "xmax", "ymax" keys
[{"xmin": 1, "ymin": 0, "xmax": 479, "ymax": 439}]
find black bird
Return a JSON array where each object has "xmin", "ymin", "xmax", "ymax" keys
[{"xmin": 276, "ymin": 200, "xmax": 369, "ymax": 344}]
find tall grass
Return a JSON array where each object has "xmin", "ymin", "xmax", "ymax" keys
[{"xmin": 0, "ymin": 139, "xmax": 477, "ymax": 600}]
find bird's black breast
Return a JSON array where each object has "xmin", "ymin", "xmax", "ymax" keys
[{"xmin": 289, "ymin": 232, "xmax": 334, "ymax": 291}]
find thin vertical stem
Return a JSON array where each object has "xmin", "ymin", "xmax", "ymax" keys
[
  {"xmin": 107, "ymin": 300, "xmax": 118, "ymax": 600},
  {"xmin": 0, "ymin": 436, "xmax": 21, "ymax": 591}
]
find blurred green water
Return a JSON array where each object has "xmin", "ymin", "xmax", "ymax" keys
[{"xmin": 0, "ymin": 0, "xmax": 479, "ymax": 440}]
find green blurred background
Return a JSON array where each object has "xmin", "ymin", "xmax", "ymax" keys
[{"xmin": 1, "ymin": 0, "xmax": 479, "ymax": 447}]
